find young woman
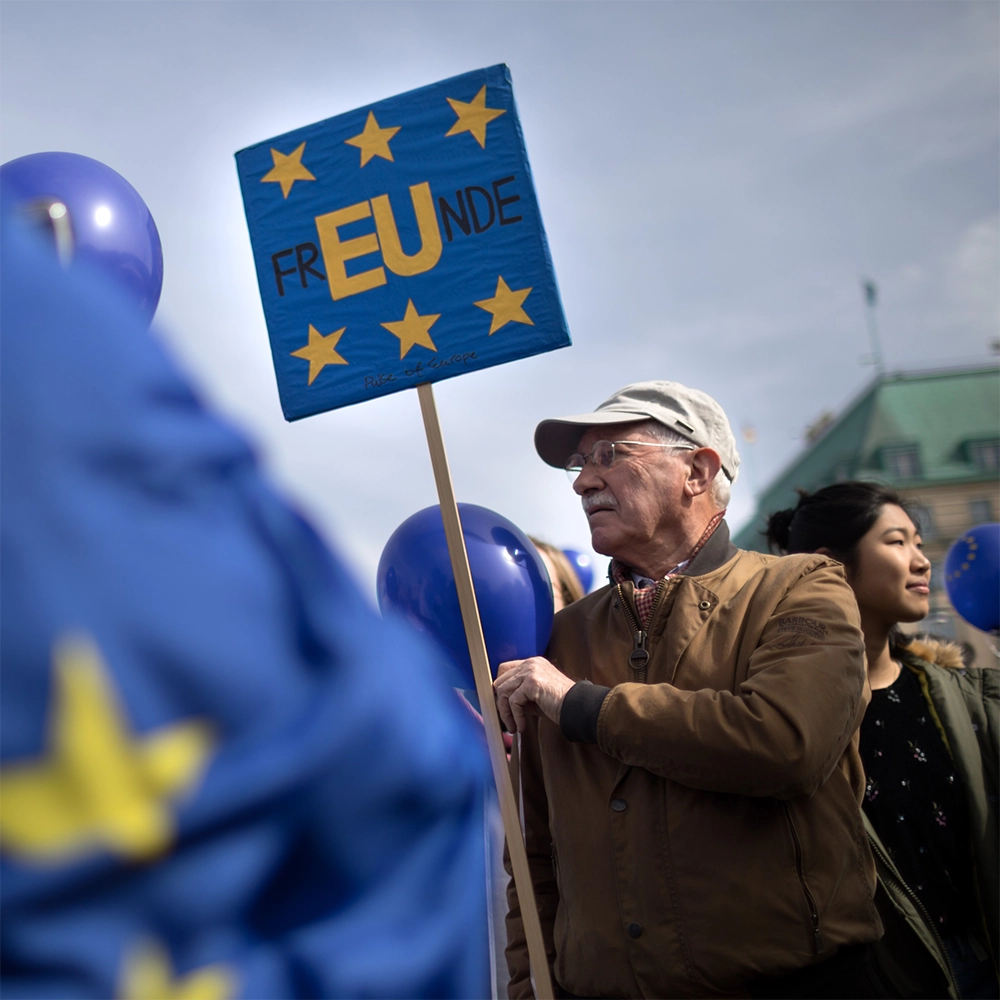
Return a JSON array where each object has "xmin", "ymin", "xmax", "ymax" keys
[{"xmin": 767, "ymin": 482, "xmax": 998, "ymax": 999}]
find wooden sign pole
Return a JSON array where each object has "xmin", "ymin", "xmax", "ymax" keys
[{"xmin": 416, "ymin": 382, "xmax": 554, "ymax": 1000}]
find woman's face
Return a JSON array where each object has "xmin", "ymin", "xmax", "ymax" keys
[{"xmin": 845, "ymin": 504, "xmax": 931, "ymax": 628}]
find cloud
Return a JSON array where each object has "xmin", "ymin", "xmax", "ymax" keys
[{"xmin": 946, "ymin": 215, "xmax": 1000, "ymax": 340}]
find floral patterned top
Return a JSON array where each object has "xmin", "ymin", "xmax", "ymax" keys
[{"xmin": 860, "ymin": 664, "xmax": 975, "ymax": 936}]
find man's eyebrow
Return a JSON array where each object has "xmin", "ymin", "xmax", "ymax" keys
[{"xmin": 879, "ymin": 525, "xmax": 915, "ymax": 536}]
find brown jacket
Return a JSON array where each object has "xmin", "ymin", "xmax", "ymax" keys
[{"xmin": 506, "ymin": 525, "xmax": 881, "ymax": 998}]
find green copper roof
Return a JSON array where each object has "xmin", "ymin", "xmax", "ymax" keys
[{"xmin": 734, "ymin": 366, "xmax": 1000, "ymax": 553}]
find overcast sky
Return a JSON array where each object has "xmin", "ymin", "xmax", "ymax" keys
[{"xmin": 3, "ymin": 1, "xmax": 998, "ymax": 596}]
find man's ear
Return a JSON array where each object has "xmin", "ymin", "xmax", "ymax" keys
[{"xmin": 685, "ymin": 448, "xmax": 722, "ymax": 498}]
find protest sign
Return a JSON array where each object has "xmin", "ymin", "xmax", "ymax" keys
[
  {"xmin": 236, "ymin": 63, "xmax": 570, "ymax": 421},
  {"xmin": 237, "ymin": 64, "xmax": 566, "ymax": 999}
]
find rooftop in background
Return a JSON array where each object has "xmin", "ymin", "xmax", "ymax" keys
[{"xmin": 734, "ymin": 364, "xmax": 1000, "ymax": 553}]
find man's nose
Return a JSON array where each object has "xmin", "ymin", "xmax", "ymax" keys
[
  {"xmin": 912, "ymin": 547, "xmax": 931, "ymax": 572},
  {"xmin": 573, "ymin": 461, "xmax": 604, "ymax": 495}
]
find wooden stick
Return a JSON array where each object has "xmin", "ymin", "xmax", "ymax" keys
[{"xmin": 417, "ymin": 382, "xmax": 554, "ymax": 1000}]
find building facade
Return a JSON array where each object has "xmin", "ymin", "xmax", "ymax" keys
[{"xmin": 734, "ymin": 365, "xmax": 999, "ymax": 664}]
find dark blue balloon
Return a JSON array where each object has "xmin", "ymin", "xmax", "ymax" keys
[
  {"xmin": 562, "ymin": 547, "xmax": 595, "ymax": 593},
  {"xmin": 377, "ymin": 504, "xmax": 554, "ymax": 689},
  {"xmin": 944, "ymin": 523, "xmax": 999, "ymax": 633},
  {"xmin": 1, "ymin": 152, "xmax": 163, "ymax": 323}
]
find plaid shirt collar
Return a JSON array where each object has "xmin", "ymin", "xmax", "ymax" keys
[{"xmin": 609, "ymin": 511, "xmax": 726, "ymax": 626}]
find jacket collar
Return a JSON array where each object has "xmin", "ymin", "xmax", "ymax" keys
[
  {"xmin": 607, "ymin": 519, "xmax": 739, "ymax": 585},
  {"xmin": 681, "ymin": 520, "xmax": 739, "ymax": 577}
]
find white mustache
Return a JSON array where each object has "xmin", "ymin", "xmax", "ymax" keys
[{"xmin": 582, "ymin": 491, "xmax": 618, "ymax": 514}]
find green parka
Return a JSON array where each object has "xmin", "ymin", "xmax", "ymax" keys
[{"xmin": 865, "ymin": 637, "xmax": 999, "ymax": 999}]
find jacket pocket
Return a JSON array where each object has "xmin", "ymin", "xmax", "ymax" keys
[{"xmin": 783, "ymin": 803, "xmax": 825, "ymax": 956}]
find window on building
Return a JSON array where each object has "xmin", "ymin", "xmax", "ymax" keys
[
  {"xmin": 913, "ymin": 505, "xmax": 937, "ymax": 542},
  {"xmin": 969, "ymin": 497, "xmax": 994, "ymax": 525},
  {"xmin": 969, "ymin": 440, "xmax": 1000, "ymax": 472},
  {"xmin": 883, "ymin": 446, "xmax": 922, "ymax": 480}
]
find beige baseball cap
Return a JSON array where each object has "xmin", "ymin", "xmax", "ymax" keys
[{"xmin": 534, "ymin": 380, "xmax": 741, "ymax": 482}]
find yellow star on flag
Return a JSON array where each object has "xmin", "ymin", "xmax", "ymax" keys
[
  {"xmin": 345, "ymin": 111, "xmax": 401, "ymax": 167},
  {"xmin": 291, "ymin": 325, "xmax": 348, "ymax": 386},
  {"xmin": 474, "ymin": 276, "xmax": 534, "ymax": 334},
  {"xmin": 445, "ymin": 86, "xmax": 506, "ymax": 149},
  {"xmin": 260, "ymin": 142, "xmax": 316, "ymax": 198},
  {"xmin": 119, "ymin": 938, "xmax": 236, "ymax": 1000},
  {"xmin": 381, "ymin": 300, "xmax": 440, "ymax": 358},
  {"xmin": 0, "ymin": 636, "xmax": 214, "ymax": 863}
]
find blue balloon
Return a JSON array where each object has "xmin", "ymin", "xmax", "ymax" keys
[
  {"xmin": 377, "ymin": 504, "xmax": 554, "ymax": 689},
  {"xmin": 562, "ymin": 547, "xmax": 595, "ymax": 593},
  {"xmin": 944, "ymin": 523, "xmax": 999, "ymax": 633},
  {"xmin": 1, "ymin": 151, "xmax": 163, "ymax": 323}
]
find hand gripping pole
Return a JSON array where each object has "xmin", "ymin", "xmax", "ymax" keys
[{"xmin": 417, "ymin": 383, "xmax": 554, "ymax": 1000}]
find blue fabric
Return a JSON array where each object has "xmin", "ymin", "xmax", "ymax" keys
[
  {"xmin": 0, "ymin": 196, "xmax": 491, "ymax": 999},
  {"xmin": 236, "ymin": 63, "xmax": 570, "ymax": 420}
]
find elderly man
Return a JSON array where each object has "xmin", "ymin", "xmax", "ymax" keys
[{"xmin": 495, "ymin": 382, "xmax": 885, "ymax": 1000}]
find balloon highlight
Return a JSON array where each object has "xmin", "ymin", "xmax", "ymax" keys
[
  {"xmin": 562, "ymin": 548, "xmax": 595, "ymax": 593},
  {"xmin": 1, "ymin": 151, "xmax": 163, "ymax": 323}
]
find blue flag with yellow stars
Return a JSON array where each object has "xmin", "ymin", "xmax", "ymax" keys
[
  {"xmin": 0, "ymin": 189, "xmax": 490, "ymax": 998},
  {"xmin": 236, "ymin": 63, "xmax": 570, "ymax": 420}
]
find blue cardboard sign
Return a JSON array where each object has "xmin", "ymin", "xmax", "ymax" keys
[{"xmin": 236, "ymin": 64, "xmax": 570, "ymax": 421}]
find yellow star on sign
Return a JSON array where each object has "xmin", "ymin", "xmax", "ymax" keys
[
  {"xmin": 445, "ymin": 86, "xmax": 506, "ymax": 149},
  {"xmin": 119, "ymin": 938, "xmax": 236, "ymax": 1000},
  {"xmin": 261, "ymin": 142, "xmax": 316, "ymax": 198},
  {"xmin": 345, "ymin": 111, "xmax": 401, "ymax": 167},
  {"xmin": 381, "ymin": 299, "xmax": 440, "ymax": 358},
  {"xmin": 291, "ymin": 324, "xmax": 348, "ymax": 386},
  {"xmin": 474, "ymin": 276, "xmax": 534, "ymax": 334},
  {"xmin": 0, "ymin": 636, "xmax": 214, "ymax": 864}
]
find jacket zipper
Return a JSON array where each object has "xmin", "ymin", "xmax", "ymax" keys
[
  {"xmin": 866, "ymin": 832, "xmax": 961, "ymax": 998},
  {"xmin": 616, "ymin": 581, "xmax": 664, "ymax": 683},
  {"xmin": 782, "ymin": 804, "xmax": 825, "ymax": 956}
]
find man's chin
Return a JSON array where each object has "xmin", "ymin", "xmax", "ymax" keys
[{"xmin": 587, "ymin": 528, "xmax": 617, "ymax": 558}]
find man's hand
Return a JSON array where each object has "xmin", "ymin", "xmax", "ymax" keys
[{"xmin": 494, "ymin": 657, "xmax": 575, "ymax": 733}]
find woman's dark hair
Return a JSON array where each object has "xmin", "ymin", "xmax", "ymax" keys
[{"xmin": 765, "ymin": 481, "xmax": 920, "ymax": 567}]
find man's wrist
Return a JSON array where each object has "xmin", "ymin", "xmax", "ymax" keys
[{"xmin": 559, "ymin": 681, "xmax": 611, "ymax": 743}]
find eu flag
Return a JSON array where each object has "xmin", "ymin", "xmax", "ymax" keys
[
  {"xmin": 236, "ymin": 63, "xmax": 571, "ymax": 420},
  {"xmin": 0, "ymin": 193, "xmax": 490, "ymax": 998}
]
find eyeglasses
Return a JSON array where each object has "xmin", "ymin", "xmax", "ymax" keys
[{"xmin": 564, "ymin": 440, "xmax": 696, "ymax": 483}]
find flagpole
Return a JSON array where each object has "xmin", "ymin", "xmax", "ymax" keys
[
  {"xmin": 861, "ymin": 278, "xmax": 885, "ymax": 376},
  {"xmin": 416, "ymin": 382, "xmax": 554, "ymax": 1000}
]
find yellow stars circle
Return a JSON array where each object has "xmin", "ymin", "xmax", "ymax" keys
[
  {"xmin": 445, "ymin": 86, "xmax": 506, "ymax": 149},
  {"xmin": 0, "ymin": 636, "xmax": 214, "ymax": 863},
  {"xmin": 474, "ymin": 276, "xmax": 533, "ymax": 334},
  {"xmin": 345, "ymin": 111, "xmax": 401, "ymax": 167},
  {"xmin": 260, "ymin": 142, "xmax": 316, "ymax": 199},
  {"xmin": 381, "ymin": 300, "xmax": 440, "ymax": 358},
  {"xmin": 291, "ymin": 325, "xmax": 348, "ymax": 386}
]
